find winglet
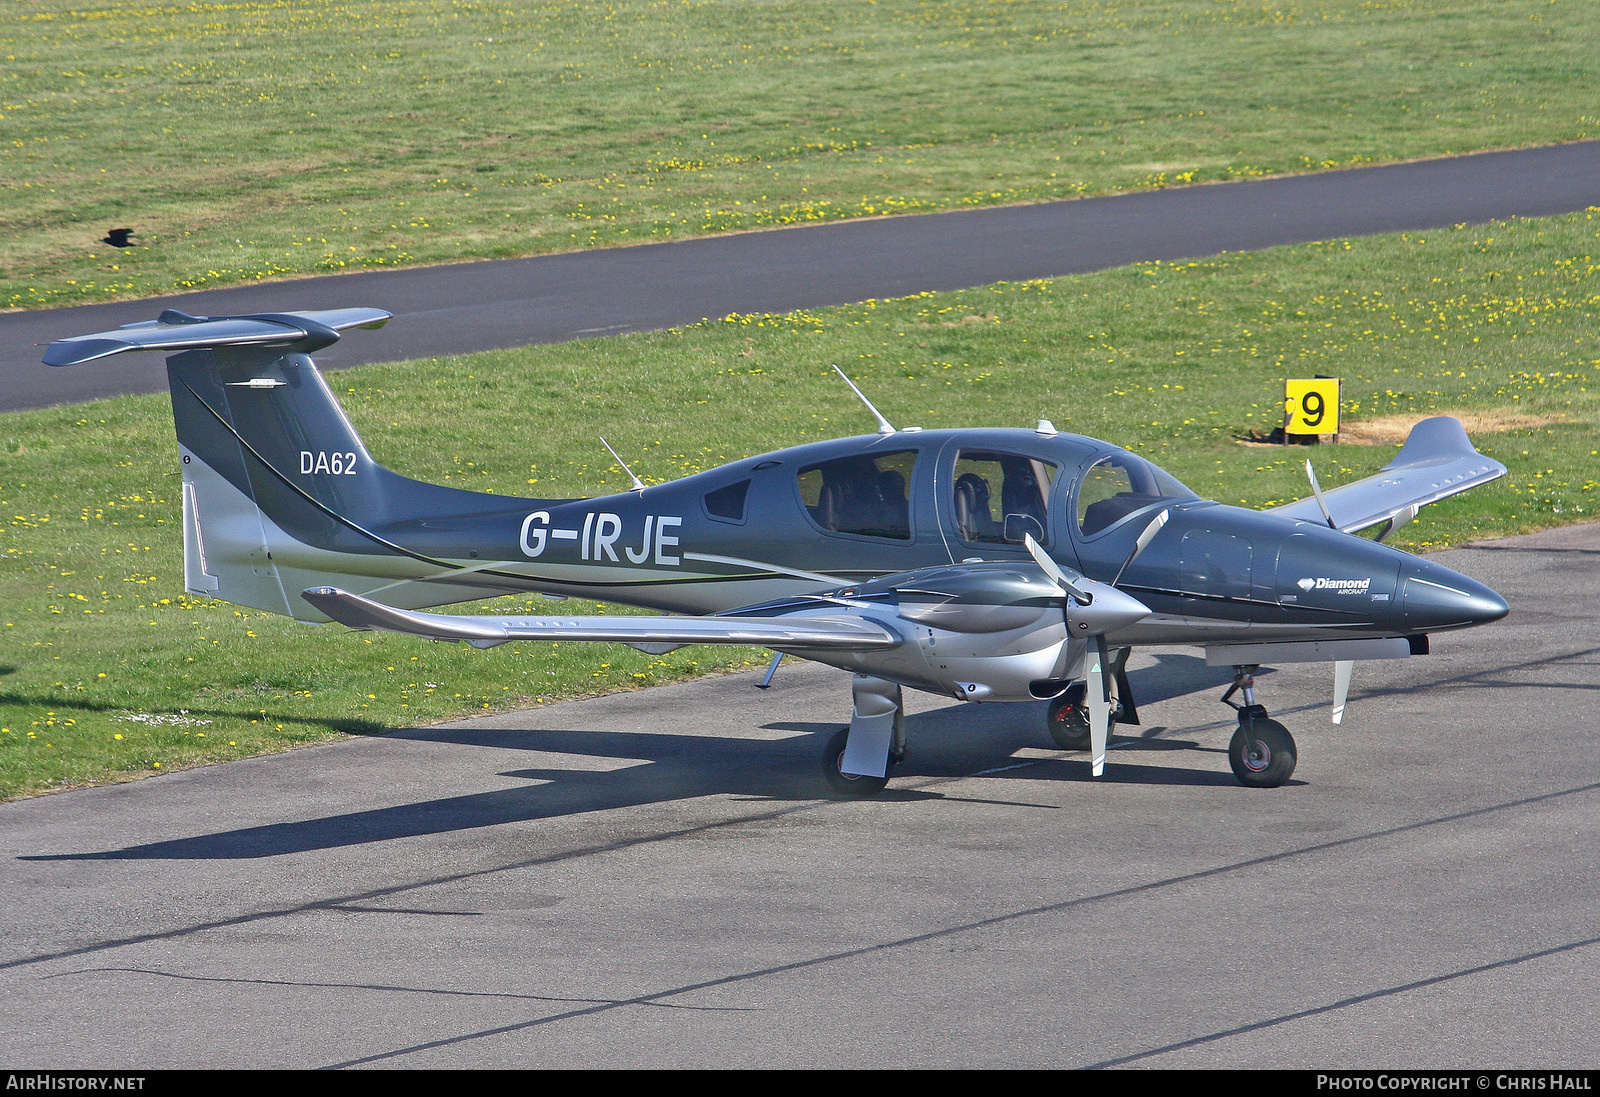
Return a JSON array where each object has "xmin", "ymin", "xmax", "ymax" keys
[{"xmin": 1385, "ymin": 415, "xmax": 1480, "ymax": 470}]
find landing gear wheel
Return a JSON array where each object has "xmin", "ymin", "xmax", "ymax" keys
[
  {"xmin": 823, "ymin": 727, "xmax": 891, "ymax": 796},
  {"xmin": 1046, "ymin": 683, "xmax": 1124, "ymax": 751},
  {"xmin": 1046, "ymin": 684, "xmax": 1091, "ymax": 751},
  {"xmin": 1228, "ymin": 716, "xmax": 1297, "ymax": 788}
]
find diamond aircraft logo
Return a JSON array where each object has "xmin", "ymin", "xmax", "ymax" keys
[{"xmin": 1299, "ymin": 576, "xmax": 1373, "ymax": 595}]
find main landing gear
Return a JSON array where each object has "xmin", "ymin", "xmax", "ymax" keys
[
  {"xmin": 823, "ymin": 675, "xmax": 907, "ymax": 797},
  {"xmin": 1220, "ymin": 664, "xmax": 1297, "ymax": 788},
  {"xmin": 823, "ymin": 727, "xmax": 906, "ymax": 796},
  {"xmin": 1044, "ymin": 647, "xmax": 1137, "ymax": 751}
]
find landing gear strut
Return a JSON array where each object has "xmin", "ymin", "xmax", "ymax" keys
[
  {"xmin": 823, "ymin": 727, "xmax": 902, "ymax": 796},
  {"xmin": 1220, "ymin": 664, "xmax": 1297, "ymax": 788},
  {"xmin": 822, "ymin": 675, "xmax": 907, "ymax": 797}
]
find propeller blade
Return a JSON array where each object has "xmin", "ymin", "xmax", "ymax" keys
[
  {"xmin": 1086, "ymin": 635, "xmax": 1112, "ymax": 777},
  {"xmin": 1305, "ymin": 458, "xmax": 1338, "ymax": 530},
  {"xmin": 1022, "ymin": 532, "xmax": 1092, "ymax": 605},
  {"xmin": 1332, "ymin": 659, "xmax": 1353, "ymax": 724},
  {"xmin": 1111, "ymin": 508, "xmax": 1170, "ymax": 587}
]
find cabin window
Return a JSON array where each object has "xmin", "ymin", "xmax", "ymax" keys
[
  {"xmin": 703, "ymin": 479, "xmax": 751, "ymax": 522},
  {"xmin": 1077, "ymin": 452, "xmax": 1196, "ymax": 536},
  {"xmin": 797, "ymin": 450, "xmax": 917, "ymax": 540},
  {"xmin": 950, "ymin": 451, "xmax": 1058, "ymax": 544}
]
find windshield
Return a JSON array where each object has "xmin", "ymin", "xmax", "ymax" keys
[{"xmin": 1076, "ymin": 451, "xmax": 1196, "ymax": 537}]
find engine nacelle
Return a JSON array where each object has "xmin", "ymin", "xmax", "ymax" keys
[{"xmin": 893, "ymin": 564, "xmax": 1061, "ymax": 635}]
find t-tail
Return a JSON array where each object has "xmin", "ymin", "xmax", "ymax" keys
[{"xmin": 44, "ymin": 309, "xmax": 563, "ymax": 622}]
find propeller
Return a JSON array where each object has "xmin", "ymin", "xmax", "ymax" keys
[
  {"xmin": 1021, "ymin": 532, "xmax": 1092, "ymax": 605},
  {"xmin": 1023, "ymin": 530, "xmax": 1158, "ymax": 777},
  {"xmin": 1112, "ymin": 508, "xmax": 1170, "ymax": 587},
  {"xmin": 1085, "ymin": 635, "xmax": 1113, "ymax": 777}
]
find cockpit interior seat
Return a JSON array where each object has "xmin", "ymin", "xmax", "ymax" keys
[
  {"xmin": 954, "ymin": 473, "xmax": 999, "ymax": 542},
  {"xmin": 1081, "ymin": 492, "xmax": 1166, "ymax": 537}
]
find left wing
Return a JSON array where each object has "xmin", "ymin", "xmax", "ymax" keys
[
  {"xmin": 1270, "ymin": 416, "xmax": 1505, "ymax": 536},
  {"xmin": 301, "ymin": 587, "xmax": 901, "ymax": 651}
]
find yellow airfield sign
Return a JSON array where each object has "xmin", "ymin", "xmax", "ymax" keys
[{"xmin": 1285, "ymin": 377, "xmax": 1339, "ymax": 435}]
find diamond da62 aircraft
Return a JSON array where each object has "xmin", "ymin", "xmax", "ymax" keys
[{"xmin": 45, "ymin": 307, "xmax": 1510, "ymax": 792}]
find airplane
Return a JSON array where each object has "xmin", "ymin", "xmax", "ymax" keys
[{"xmin": 43, "ymin": 307, "xmax": 1511, "ymax": 793}]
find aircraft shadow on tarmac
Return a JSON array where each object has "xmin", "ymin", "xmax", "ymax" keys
[{"xmin": 25, "ymin": 655, "xmax": 1266, "ymax": 862}]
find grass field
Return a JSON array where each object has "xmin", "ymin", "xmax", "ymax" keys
[
  {"xmin": 2, "ymin": 208, "xmax": 1598, "ymax": 799},
  {"xmin": 2, "ymin": 0, "xmax": 1597, "ymax": 310}
]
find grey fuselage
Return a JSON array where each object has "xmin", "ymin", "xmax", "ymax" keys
[{"xmin": 256, "ymin": 423, "xmax": 1505, "ymax": 647}]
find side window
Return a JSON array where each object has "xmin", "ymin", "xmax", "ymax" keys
[
  {"xmin": 951, "ymin": 451, "xmax": 1058, "ymax": 544},
  {"xmin": 1077, "ymin": 452, "xmax": 1196, "ymax": 536},
  {"xmin": 703, "ymin": 479, "xmax": 750, "ymax": 523},
  {"xmin": 797, "ymin": 450, "xmax": 917, "ymax": 540}
]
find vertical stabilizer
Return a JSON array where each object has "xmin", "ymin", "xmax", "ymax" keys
[{"xmin": 44, "ymin": 308, "xmax": 569, "ymax": 621}]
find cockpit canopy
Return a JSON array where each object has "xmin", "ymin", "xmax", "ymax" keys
[
  {"xmin": 704, "ymin": 429, "xmax": 1200, "ymax": 554},
  {"xmin": 1075, "ymin": 450, "xmax": 1197, "ymax": 537}
]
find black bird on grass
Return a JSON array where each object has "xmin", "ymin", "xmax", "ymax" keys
[{"xmin": 102, "ymin": 228, "xmax": 135, "ymax": 248}]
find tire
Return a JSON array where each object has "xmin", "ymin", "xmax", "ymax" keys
[
  {"xmin": 1046, "ymin": 684, "xmax": 1092, "ymax": 751},
  {"xmin": 1046, "ymin": 682, "xmax": 1125, "ymax": 751},
  {"xmin": 823, "ymin": 727, "xmax": 891, "ymax": 796},
  {"xmin": 1228, "ymin": 717, "xmax": 1297, "ymax": 788}
]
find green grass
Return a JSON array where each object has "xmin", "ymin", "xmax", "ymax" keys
[
  {"xmin": 2, "ymin": 0, "xmax": 1597, "ymax": 310},
  {"xmin": 4, "ymin": 209, "xmax": 1599, "ymax": 799}
]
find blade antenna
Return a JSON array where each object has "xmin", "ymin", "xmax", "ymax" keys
[
  {"xmin": 1304, "ymin": 458, "xmax": 1337, "ymax": 530},
  {"xmin": 756, "ymin": 651, "xmax": 784, "ymax": 690},
  {"xmin": 831, "ymin": 365, "xmax": 896, "ymax": 435},
  {"xmin": 599, "ymin": 436, "xmax": 647, "ymax": 494}
]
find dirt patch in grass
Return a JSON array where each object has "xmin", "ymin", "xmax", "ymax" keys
[
  {"xmin": 1337, "ymin": 411, "xmax": 1576, "ymax": 446},
  {"xmin": 1237, "ymin": 410, "xmax": 1577, "ymax": 448}
]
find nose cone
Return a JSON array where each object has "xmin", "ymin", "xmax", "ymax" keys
[
  {"xmin": 1071, "ymin": 580, "xmax": 1152, "ymax": 637},
  {"xmin": 1401, "ymin": 561, "xmax": 1509, "ymax": 631}
]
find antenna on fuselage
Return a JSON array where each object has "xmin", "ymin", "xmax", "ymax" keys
[
  {"xmin": 832, "ymin": 365, "xmax": 896, "ymax": 435},
  {"xmin": 599, "ymin": 436, "xmax": 647, "ymax": 494}
]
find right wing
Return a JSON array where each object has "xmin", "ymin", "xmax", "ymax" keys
[
  {"xmin": 1269, "ymin": 416, "xmax": 1506, "ymax": 536},
  {"xmin": 300, "ymin": 586, "xmax": 901, "ymax": 651}
]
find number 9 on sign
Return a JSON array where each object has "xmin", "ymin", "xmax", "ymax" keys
[{"xmin": 1285, "ymin": 378, "xmax": 1339, "ymax": 435}]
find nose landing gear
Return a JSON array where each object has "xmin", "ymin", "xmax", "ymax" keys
[{"xmin": 1221, "ymin": 665, "xmax": 1297, "ymax": 788}]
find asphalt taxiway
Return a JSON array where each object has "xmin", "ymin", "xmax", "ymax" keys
[
  {"xmin": 5, "ymin": 139, "xmax": 1600, "ymax": 412},
  {"xmin": 1, "ymin": 522, "xmax": 1595, "ymax": 1068}
]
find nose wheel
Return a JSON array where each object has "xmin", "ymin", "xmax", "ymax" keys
[{"xmin": 1221, "ymin": 667, "xmax": 1298, "ymax": 788}]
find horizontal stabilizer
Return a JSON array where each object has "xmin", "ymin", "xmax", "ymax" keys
[
  {"xmin": 1270, "ymin": 417, "xmax": 1505, "ymax": 535},
  {"xmin": 301, "ymin": 587, "xmax": 902, "ymax": 651},
  {"xmin": 43, "ymin": 308, "xmax": 391, "ymax": 366}
]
